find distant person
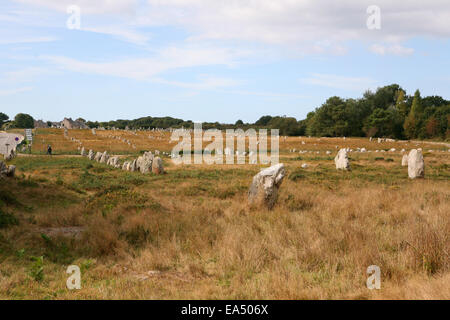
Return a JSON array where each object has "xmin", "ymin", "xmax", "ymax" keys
[{"xmin": 47, "ymin": 145, "xmax": 52, "ymax": 155}]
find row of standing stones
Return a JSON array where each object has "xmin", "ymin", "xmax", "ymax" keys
[
  {"xmin": 334, "ymin": 148, "xmax": 425, "ymax": 179},
  {"xmin": 81, "ymin": 147, "xmax": 164, "ymax": 175},
  {"xmin": 248, "ymin": 148, "xmax": 426, "ymax": 209}
]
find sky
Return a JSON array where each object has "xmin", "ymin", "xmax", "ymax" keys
[{"xmin": 1, "ymin": 0, "xmax": 450, "ymax": 123}]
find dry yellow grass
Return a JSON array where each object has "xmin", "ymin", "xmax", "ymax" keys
[{"xmin": 0, "ymin": 129, "xmax": 448, "ymax": 299}]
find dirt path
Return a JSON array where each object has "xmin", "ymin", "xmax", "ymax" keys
[
  {"xmin": 17, "ymin": 154, "xmax": 83, "ymax": 158},
  {"xmin": 411, "ymin": 140, "xmax": 450, "ymax": 148}
]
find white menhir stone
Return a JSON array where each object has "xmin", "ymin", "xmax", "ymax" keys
[
  {"xmin": 408, "ymin": 149, "xmax": 424, "ymax": 179},
  {"xmin": 99, "ymin": 151, "xmax": 109, "ymax": 164},
  {"xmin": 334, "ymin": 148, "xmax": 350, "ymax": 170},
  {"xmin": 87, "ymin": 150, "xmax": 95, "ymax": 160},
  {"xmin": 248, "ymin": 163, "xmax": 285, "ymax": 209},
  {"xmin": 152, "ymin": 157, "xmax": 164, "ymax": 174},
  {"xmin": 401, "ymin": 154, "xmax": 409, "ymax": 167},
  {"xmin": 94, "ymin": 152, "xmax": 102, "ymax": 162}
]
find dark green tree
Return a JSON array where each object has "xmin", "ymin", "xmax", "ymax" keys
[
  {"xmin": 13, "ymin": 113, "xmax": 34, "ymax": 128},
  {"xmin": 403, "ymin": 90, "xmax": 422, "ymax": 138},
  {"xmin": 0, "ymin": 112, "xmax": 9, "ymax": 126}
]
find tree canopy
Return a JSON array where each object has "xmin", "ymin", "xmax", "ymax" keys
[{"xmin": 13, "ymin": 113, "xmax": 34, "ymax": 129}]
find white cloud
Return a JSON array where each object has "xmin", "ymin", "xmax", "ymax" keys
[
  {"xmin": 81, "ymin": 26, "xmax": 150, "ymax": 45},
  {"xmin": 0, "ymin": 86, "xmax": 33, "ymax": 96},
  {"xmin": 300, "ymin": 73, "xmax": 377, "ymax": 91},
  {"xmin": 0, "ymin": 36, "xmax": 57, "ymax": 45},
  {"xmin": 370, "ymin": 44, "xmax": 414, "ymax": 56},
  {"xmin": 41, "ymin": 46, "xmax": 247, "ymax": 89},
  {"xmin": 10, "ymin": 0, "xmax": 450, "ymax": 54},
  {"xmin": 153, "ymin": 76, "xmax": 242, "ymax": 90},
  {"xmin": 13, "ymin": 0, "xmax": 138, "ymax": 15},
  {"xmin": 137, "ymin": 0, "xmax": 450, "ymax": 54},
  {"xmin": 2, "ymin": 67, "xmax": 50, "ymax": 82}
]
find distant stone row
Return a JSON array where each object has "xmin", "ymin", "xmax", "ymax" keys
[
  {"xmin": 334, "ymin": 148, "xmax": 425, "ymax": 178},
  {"xmin": 81, "ymin": 148, "xmax": 164, "ymax": 175}
]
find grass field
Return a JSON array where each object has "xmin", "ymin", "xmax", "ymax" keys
[{"xmin": 0, "ymin": 129, "xmax": 449, "ymax": 299}]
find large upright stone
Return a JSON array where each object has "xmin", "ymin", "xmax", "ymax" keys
[
  {"xmin": 137, "ymin": 152, "xmax": 153, "ymax": 174},
  {"xmin": 129, "ymin": 159, "xmax": 137, "ymax": 172},
  {"xmin": 408, "ymin": 149, "xmax": 424, "ymax": 179},
  {"xmin": 248, "ymin": 163, "xmax": 286, "ymax": 209},
  {"xmin": 88, "ymin": 150, "xmax": 95, "ymax": 160},
  {"xmin": 152, "ymin": 157, "xmax": 164, "ymax": 174},
  {"xmin": 401, "ymin": 154, "xmax": 408, "ymax": 167},
  {"xmin": 334, "ymin": 148, "xmax": 350, "ymax": 170},
  {"xmin": 99, "ymin": 151, "xmax": 109, "ymax": 164},
  {"xmin": 94, "ymin": 152, "xmax": 102, "ymax": 162},
  {"xmin": 107, "ymin": 156, "xmax": 120, "ymax": 168},
  {"xmin": 0, "ymin": 161, "xmax": 7, "ymax": 175},
  {"xmin": 80, "ymin": 147, "xmax": 86, "ymax": 157}
]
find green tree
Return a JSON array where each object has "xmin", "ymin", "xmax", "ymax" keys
[
  {"xmin": 306, "ymin": 97, "xmax": 350, "ymax": 137},
  {"xmin": 364, "ymin": 108, "xmax": 402, "ymax": 138},
  {"xmin": 396, "ymin": 89, "xmax": 409, "ymax": 118},
  {"xmin": 255, "ymin": 116, "xmax": 272, "ymax": 126},
  {"xmin": 14, "ymin": 113, "xmax": 35, "ymax": 128},
  {"xmin": 403, "ymin": 90, "xmax": 421, "ymax": 139},
  {"xmin": 0, "ymin": 112, "xmax": 9, "ymax": 126}
]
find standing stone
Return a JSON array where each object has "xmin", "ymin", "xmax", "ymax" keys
[
  {"xmin": 152, "ymin": 157, "xmax": 164, "ymax": 174},
  {"xmin": 5, "ymin": 165, "xmax": 15, "ymax": 177},
  {"xmin": 401, "ymin": 154, "xmax": 408, "ymax": 167},
  {"xmin": 408, "ymin": 149, "xmax": 424, "ymax": 179},
  {"xmin": 109, "ymin": 156, "xmax": 120, "ymax": 168},
  {"xmin": 122, "ymin": 161, "xmax": 130, "ymax": 171},
  {"xmin": 137, "ymin": 152, "xmax": 153, "ymax": 174},
  {"xmin": 248, "ymin": 163, "xmax": 286, "ymax": 209},
  {"xmin": 334, "ymin": 148, "xmax": 350, "ymax": 170},
  {"xmin": 129, "ymin": 159, "xmax": 137, "ymax": 172},
  {"xmin": 0, "ymin": 161, "xmax": 7, "ymax": 175},
  {"xmin": 99, "ymin": 151, "xmax": 109, "ymax": 164},
  {"xmin": 80, "ymin": 147, "xmax": 86, "ymax": 157},
  {"xmin": 88, "ymin": 150, "xmax": 95, "ymax": 160},
  {"xmin": 94, "ymin": 152, "xmax": 102, "ymax": 162}
]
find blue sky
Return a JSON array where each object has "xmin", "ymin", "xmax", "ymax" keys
[{"xmin": 1, "ymin": 0, "xmax": 450, "ymax": 123}]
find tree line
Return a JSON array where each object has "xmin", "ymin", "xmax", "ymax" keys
[
  {"xmin": 304, "ymin": 84, "xmax": 449, "ymax": 140},
  {"xmin": 2, "ymin": 84, "xmax": 448, "ymax": 140}
]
